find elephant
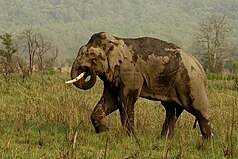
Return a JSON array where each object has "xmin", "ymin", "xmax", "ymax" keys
[{"xmin": 66, "ymin": 32, "xmax": 212, "ymax": 139}]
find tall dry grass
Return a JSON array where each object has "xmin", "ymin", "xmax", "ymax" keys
[{"xmin": 0, "ymin": 72, "xmax": 237, "ymax": 158}]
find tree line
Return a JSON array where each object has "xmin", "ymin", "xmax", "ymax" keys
[
  {"xmin": 0, "ymin": 14, "xmax": 237, "ymax": 77},
  {"xmin": 0, "ymin": 28, "xmax": 59, "ymax": 79},
  {"xmin": 1, "ymin": 0, "xmax": 238, "ymax": 59}
]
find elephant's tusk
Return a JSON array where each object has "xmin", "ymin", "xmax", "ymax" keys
[{"xmin": 65, "ymin": 72, "xmax": 85, "ymax": 84}]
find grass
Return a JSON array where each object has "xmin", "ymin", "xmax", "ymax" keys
[{"xmin": 0, "ymin": 72, "xmax": 237, "ymax": 158}]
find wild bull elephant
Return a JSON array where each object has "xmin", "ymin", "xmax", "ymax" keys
[{"xmin": 66, "ymin": 32, "xmax": 212, "ymax": 138}]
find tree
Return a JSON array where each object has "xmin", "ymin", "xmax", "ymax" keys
[
  {"xmin": 36, "ymin": 34, "xmax": 52, "ymax": 71},
  {"xmin": 17, "ymin": 28, "xmax": 56, "ymax": 75},
  {"xmin": 0, "ymin": 33, "xmax": 17, "ymax": 74},
  {"xmin": 18, "ymin": 28, "xmax": 39, "ymax": 75},
  {"xmin": 192, "ymin": 14, "xmax": 232, "ymax": 73}
]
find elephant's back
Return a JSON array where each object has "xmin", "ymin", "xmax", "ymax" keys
[{"xmin": 121, "ymin": 37, "xmax": 180, "ymax": 61}]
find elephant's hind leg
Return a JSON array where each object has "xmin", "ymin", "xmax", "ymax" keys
[
  {"xmin": 161, "ymin": 101, "xmax": 184, "ymax": 138},
  {"xmin": 189, "ymin": 107, "xmax": 212, "ymax": 139},
  {"xmin": 183, "ymin": 91, "xmax": 212, "ymax": 139},
  {"xmin": 176, "ymin": 80, "xmax": 212, "ymax": 138}
]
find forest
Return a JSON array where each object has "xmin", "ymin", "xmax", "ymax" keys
[{"xmin": 0, "ymin": 0, "xmax": 238, "ymax": 69}]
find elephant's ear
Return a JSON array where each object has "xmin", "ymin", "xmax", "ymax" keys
[
  {"xmin": 106, "ymin": 40, "xmax": 131, "ymax": 72},
  {"xmin": 107, "ymin": 45, "xmax": 123, "ymax": 71}
]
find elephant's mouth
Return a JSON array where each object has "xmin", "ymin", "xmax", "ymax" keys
[{"xmin": 67, "ymin": 66, "xmax": 97, "ymax": 90}]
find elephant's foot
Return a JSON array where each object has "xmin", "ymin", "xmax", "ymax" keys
[
  {"xmin": 91, "ymin": 110, "xmax": 109, "ymax": 134},
  {"xmin": 94, "ymin": 124, "xmax": 109, "ymax": 134}
]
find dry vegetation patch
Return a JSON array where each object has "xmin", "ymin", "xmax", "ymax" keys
[{"xmin": 0, "ymin": 73, "xmax": 237, "ymax": 158}]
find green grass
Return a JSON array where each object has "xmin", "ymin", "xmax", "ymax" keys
[{"xmin": 0, "ymin": 72, "xmax": 237, "ymax": 158}]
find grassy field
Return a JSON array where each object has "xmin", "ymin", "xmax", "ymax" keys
[{"xmin": 0, "ymin": 72, "xmax": 237, "ymax": 159}]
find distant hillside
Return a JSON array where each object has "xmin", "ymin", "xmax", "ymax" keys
[{"xmin": 0, "ymin": 0, "xmax": 238, "ymax": 60}]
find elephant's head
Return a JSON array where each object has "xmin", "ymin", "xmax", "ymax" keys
[{"xmin": 67, "ymin": 32, "xmax": 131, "ymax": 90}]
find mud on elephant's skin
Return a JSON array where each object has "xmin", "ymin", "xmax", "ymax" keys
[{"xmin": 67, "ymin": 32, "xmax": 212, "ymax": 139}]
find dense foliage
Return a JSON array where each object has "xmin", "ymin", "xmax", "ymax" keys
[{"xmin": 0, "ymin": 0, "xmax": 238, "ymax": 61}]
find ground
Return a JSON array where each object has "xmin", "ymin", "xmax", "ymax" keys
[{"xmin": 0, "ymin": 72, "xmax": 237, "ymax": 158}]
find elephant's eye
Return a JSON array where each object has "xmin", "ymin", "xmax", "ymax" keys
[
  {"xmin": 87, "ymin": 52, "xmax": 95, "ymax": 57},
  {"xmin": 98, "ymin": 54, "xmax": 106, "ymax": 60},
  {"xmin": 102, "ymin": 45, "xmax": 106, "ymax": 50}
]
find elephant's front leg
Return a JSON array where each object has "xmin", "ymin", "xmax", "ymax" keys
[
  {"xmin": 117, "ymin": 61, "xmax": 143, "ymax": 133},
  {"xmin": 91, "ymin": 86, "xmax": 118, "ymax": 133},
  {"xmin": 118, "ymin": 89, "xmax": 140, "ymax": 133}
]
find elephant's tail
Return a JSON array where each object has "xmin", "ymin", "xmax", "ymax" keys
[{"xmin": 193, "ymin": 118, "xmax": 198, "ymax": 129}]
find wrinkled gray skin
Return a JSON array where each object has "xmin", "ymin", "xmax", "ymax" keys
[{"xmin": 70, "ymin": 32, "xmax": 212, "ymax": 138}]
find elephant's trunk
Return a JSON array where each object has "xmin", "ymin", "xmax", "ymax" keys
[{"xmin": 70, "ymin": 64, "xmax": 97, "ymax": 90}]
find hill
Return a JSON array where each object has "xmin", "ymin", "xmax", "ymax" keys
[{"xmin": 0, "ymin": 0, "xmax": 238, "ymax": 60}]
